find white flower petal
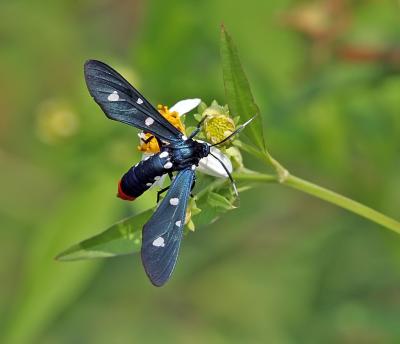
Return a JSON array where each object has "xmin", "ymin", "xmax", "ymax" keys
[
  {"xmin": 197, "ymin": 146, "xmax": 232, "ymax": 178},
  {"xmin": 169, "ymin": 98, "xmax": 201, "ymax": 116}
]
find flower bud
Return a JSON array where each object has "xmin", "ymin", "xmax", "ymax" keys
[
  {"xmin": 200, "ymin": 100, "xmax": 235, "ymax": 146},
  {"xmin": 225, "ymin": 146, "xmax": 243, "ymax": 169}
]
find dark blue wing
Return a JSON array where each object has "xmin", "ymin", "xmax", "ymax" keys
[
  {"xmin": 141, "ymin": 168, "xmax": 195, "ymax": 286},
  {"xmin": 84, "ymin": 60, "xmax": 183, "ymax": 143}
]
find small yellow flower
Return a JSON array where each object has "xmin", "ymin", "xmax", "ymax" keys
[
  {"xmin": 200, "ymin": 100, "xmax": 236, "ymax": 145},
  {"xmin": 203, "ymin": 115, "xmax": 235, "ymax": 145},
  {"xmin": 137, "ymin": 99, "xmax": 201, "ymax": 153},
  {"xmin": 158, "ymin": 105, "xmax": 186, "ymax": 133},
  {"xmin": 138, "ymin": 105, "xmax": 185, "ymax": 153}
]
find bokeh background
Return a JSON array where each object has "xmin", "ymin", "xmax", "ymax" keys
[{"xmin": 1, "ymin": 0, "xmax": 400, "ymax": 342}]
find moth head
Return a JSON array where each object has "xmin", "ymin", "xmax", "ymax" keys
[{"xmin": 198, "ymin": 141, "xmax": 210, "ymax": 158}]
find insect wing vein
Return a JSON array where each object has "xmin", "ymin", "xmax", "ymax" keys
[
  {"xmin": 141, "ymin": 168, "xmax": 195, "ymax": 286},
  {"xmin": 84, "ymin": 60, "xmax": 182, "ymax": 142}
]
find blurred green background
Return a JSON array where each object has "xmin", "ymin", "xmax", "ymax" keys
[{"xmin": 1, "ymin": 0, "xmax": 400, "ymax": 342}]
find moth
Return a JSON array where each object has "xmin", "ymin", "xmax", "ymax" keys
[{"xmin": 84, "ymin": 60, "xmax": 253, "ymax": 286}]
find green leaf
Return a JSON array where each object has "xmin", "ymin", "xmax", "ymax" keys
[
  {"xmin": 193, "ymin": 113, "xmax": 203, "ymax": 122},
  {"xmin": 186, "ymin": 126, "xmax": 197, "ymax": 137},
  {"xmin": 220, "ymin": 25, "xmax": 267, "ymax": 153},
  {"xmin": 56, "ymin": 209, "xmax": 153, "ymax": 261},
  {"xmin": 56, "ymin": 176, "xmax": 237, "ymax": 262},
  {"xmin": 191, "ymin": 187, "xmax": 236, "ymax": 228},
  {"xmin": 207, "ymin": 192, "xmax": 236, "ymax": 211},
  {"xmin": 56, "ymin": 192, "xmax": 235, "ymax": 261},
  {"xmin": 197, "ymin": 101, "xmax": 208, "ymax": 114}
]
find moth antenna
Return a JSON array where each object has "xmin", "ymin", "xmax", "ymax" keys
[
  {"xmin": 210, "ymin": 152, "xmax": 238, "ymax": 197},
  {"xmin": 211, "ymin": 115, "xmax": 257, "ymax": 147}
]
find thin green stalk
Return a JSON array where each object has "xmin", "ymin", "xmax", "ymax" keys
[
  {"xmin": 233, "ymin": 171, "xmax": 277, "ymax": 183},
  {"xmin": 233, "ymin": 171, "xmax": 400, "ymax": 234},
  {"xmin": 284, "ymin": 175, "xmax": 400, "ymax": 234}
]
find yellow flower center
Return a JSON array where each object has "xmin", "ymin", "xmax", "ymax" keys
[
  {"xmin": 203, "ymin": 114, "xmax": 235, "ymax": 145},
  {"xmin": 137, "ymin": 104, "xmax": 186, "ymax": 153}
]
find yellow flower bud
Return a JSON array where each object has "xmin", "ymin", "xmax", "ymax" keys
[
  {"xmin": 201, "ymin": 101, "xmax": 236, "ymax": 145},
  {"xmin": 204, "ymin": 115, "xmax": 235, "ymax": 145}
]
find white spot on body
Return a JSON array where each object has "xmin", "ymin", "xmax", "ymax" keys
[
  {"xmin": 159, "ymin": 151, "xmax": 169, "ymax": 159},
  {"xmin": 170, "ymin": 198, "xmax": 179, "ymax": 206},
  {"xmin": 152, "ymin": 237, "xmax": 165, "ymax": 247},
  {"xmin": 164, "ymin": 161, "xmax": 173, "ymax": 169},
  {"xmin": 145, "ymin": 117, "xmax": 154, "ymax": 126},
  {"xmin": 175, "ymin": 220, "xmax": 181, "ymax": 227},
  {"xmin": 143, "ymin": 156, "xmax": 150, "ymax": 161},
  {"xmin": 136, "ymin": 98, "xmax": 143, "ymax": 104},
  {"xmin": 182, "ymin": 135, "xmax": 188, "ymax": 141},
  {"xmin": 191, "ymin": 164, "xmax": 196, "ymax": 170},
  {"xmin": 107, "ymin": 91, "xmax": 119, "ymax": 102}
]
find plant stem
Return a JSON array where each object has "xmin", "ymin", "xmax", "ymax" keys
[
  {"xmin": 233, "ymin": 171, "xmax": 277, "ymax": 183},
  {"xmin": 284, "ymin": 175, "xmax": 400, "ymax": 234},
  {"xmin": 233, "ymin": 171, "xmax": 400, "ymax": 234}
]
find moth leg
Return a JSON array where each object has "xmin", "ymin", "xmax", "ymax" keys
[
  {"xmin": 156, "ymin": 186, "xmax": 170, "ymax": 203},
  {"xmin": 190, "ymin": 176, "xmax": 196, "ymax": 198},
  {"xmin": 156, "ymin": 137, "xmax": 164, "ymax": 149},
  {"xmin": 141, "ymin": 135, "xmax": 155, "ymax": 144},
  {"xmin": 142, "ymin": 136, "xmax": 165, "ymax": 153}
]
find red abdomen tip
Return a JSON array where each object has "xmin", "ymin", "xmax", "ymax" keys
[{"xmin": 117, "ymin": 180, "xmax": 136, "ymax": 201}]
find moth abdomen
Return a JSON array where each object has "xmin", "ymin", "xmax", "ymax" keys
[{"xmin": 117, "ymin": 150, "xmax": 171, "ymax": 200}]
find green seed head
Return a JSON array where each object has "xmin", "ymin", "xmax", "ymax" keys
[{"xmin": 200, "ymin": 101, "xmax": 236, "ymax": 145}]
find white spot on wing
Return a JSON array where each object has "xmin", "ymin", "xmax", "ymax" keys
[
  {"xmin": 154, "ymin": 176, "xmax": 161, "ymax": 181},
  {"xmin": 107, "ymin": 91, "xmax": 119, "ymax": 102},
  {"xmin": 146, "ymin": 182, "xmax": 152, "ymax": 187},
  {"xmin": 191, "ymin": 164, "xmax": 196, "ymax": 170},
  {"xmin": 164, "ymin": 161, "xmax": 173, "ymax": 169},
  {"xmin": 152, "ymin": 237, "xmax": 165, "ymax": 247},
  {"xmin": 159, "ymin": 151, "xmax": 169, "ymax": 158},
  {"xmin": 136, "ymin": 98, "xmax": 143, "ymax": 104},
  {"xmin": 175, "ymin": 220, "xmax": 181, "ymax": 227},
  {"xmin": 170, "ymin": 198, "xmax": 179, "ymax": 206},
  {"xmin": 145, "ymin": 117, "xmax": 154, "ymax": 126},
  {"xmin": 182, "ymin": 135, "xmax": 188, "ymax": 141}
]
